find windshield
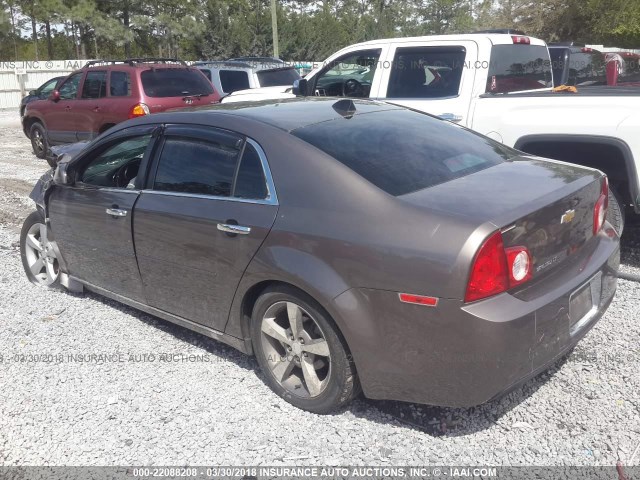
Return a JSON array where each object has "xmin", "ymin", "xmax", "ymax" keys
[
  {"xmin": 141, "ymin": 68, "xmax": 214, "ymax": 97},
  {"xmin": 486, "ymin": 45, "xmax": 552, "ymax": 93},
  {"xmin": 292, "ymin": 109, "xmax": 514, "ymax": 196},
  {"xmin": 257, "ymin": 67, "xmax": 300, "ymax": 87}
]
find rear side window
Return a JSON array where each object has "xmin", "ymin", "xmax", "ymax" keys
[
  {"xmin": 257, "ymin": 67, "xmax": 300, "ymax": 87},
  {"xmin": 110, "ymin": 71, "xmax": 131, "ymax": 97},
  {"xmin": 219, "ymin": 70, "xmax": 250, "ymax": 93},
  {"xmin": 154, "ymin": 137, "xmax": 238, "ymax": 197},
  {"xmin": 141, "ymin": 68, "xmax": 214, "ymax": 97},
  {"xmin": 198, "ymin": 68, "xmax": 212, "ymax": 81},
  {"xmin": 234, "ymin": 143, "xmax": 268, "ymax": 200},
  {"xmin": 388, "ymin": 47, "xmax": 466, "ymax": 98},
  {"xmin": 81, "ymin": 71, "xmax": 107, "ymax": 99},
  {"xmin": 486, "ymin": 45, "xmax": 552, "ymax": 93},
  {"xmin": 292, "ymin": 109, "xmax": 512, "ymax": 196}
]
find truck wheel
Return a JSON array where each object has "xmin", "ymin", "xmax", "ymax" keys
[
  {"xmin": 607, "ymin": 187, "xmax": 624, "ymax": 236},
  {"xmin": 30, "ymin": 123, "xmax": 49, "ymax": 159}
]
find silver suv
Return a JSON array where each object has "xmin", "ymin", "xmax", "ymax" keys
[{"xmin": 195, "ymin": 58, "xmax": 300, "ymax": 96}]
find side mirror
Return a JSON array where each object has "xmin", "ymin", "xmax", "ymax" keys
[
  {"xmin": 49, "ymin": 90, "xmax": 61, "ymax": 102},
  {"xmin": 53, "ymin": 157, "xmax": 74, "ymax": 185},
  {"xmin": 292, "ymin": 78, "xmax": 308, "ymax": 97},
  {"xmin": 28, "ymin": 89, "xmax": 36, "ymax": 96}
]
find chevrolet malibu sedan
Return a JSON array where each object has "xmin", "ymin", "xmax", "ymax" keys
[{"xmin": 21, "ymin": 98, "xmax": 619, "ymax": 413}]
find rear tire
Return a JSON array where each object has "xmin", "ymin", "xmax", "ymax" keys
[
  {"xmin": 607, "ymin": 187, "xmax": 624, "ymax": 236},
  {"xmin": 250, "ymin": 286, "xmax": 360, "ymax": 414},
  {"xmin": 20, "ymin": 211, "xmax": 61, "ymax": 288},
  {"xmin": 29, "ymin": 122, "xmax": 48, "ymax": 159}
]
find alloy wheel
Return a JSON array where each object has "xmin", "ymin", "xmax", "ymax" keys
[
  {"xmin": 32, "ymin": 129, "xmax": 44, "ymax": 153},
  {"xmin": 24, "ymin": 222, "xmax": 59, "ymax": 286},
  {"xmin": 260, "ymin": 301, "xmax": 331, "ymax": 398}
]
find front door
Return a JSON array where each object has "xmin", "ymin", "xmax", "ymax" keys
[
  {"xmin": 45, "ymin": 71, "xmax": 84, "ymax": 144},
  {"xmin": 48, "ymin": 127, "xmax": 158, "ymax": 302},
  {"xmin": 133, "ymin": 126, "xmax": 278, "ymax": 331}
]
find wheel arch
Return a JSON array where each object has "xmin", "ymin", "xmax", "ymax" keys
[
  {"xmin": 514, "ymin": 134, "xmax": 639, "ymax": 212},
  {"xmin": 22, "ymin": 114, "xmax": 46, "ymax": 137}
]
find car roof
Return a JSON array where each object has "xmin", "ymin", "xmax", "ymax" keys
[{"xmin": 172, "ymin": 97, "xmax": 405, "ymax": 132}]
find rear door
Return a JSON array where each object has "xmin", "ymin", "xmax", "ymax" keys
[
  {"xmin": 45, "ymin": 71, "xmax": 84, "ymax": 143},
  {"xmin": 379, "ymin": 41, "xmax": 479, "ymax": 127},
  {"xmin": 48, "ymin": 125, "xmax": 160, "ymax": 301},
  {"xmin": 133, "ymin": 125, "xmax": 278, "ymax": 331}
]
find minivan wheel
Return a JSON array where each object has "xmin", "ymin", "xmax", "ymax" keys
[
  {"xmin": 20, "ymin": 211, "xmax": 60, "ymax": 288},
  {"xmin": 251, "ymin": 286, "xmax": 360, "ymax": 413},
  {"xmin": 29, "ymin": 123, "xmax": 48, "ymax": 159}
]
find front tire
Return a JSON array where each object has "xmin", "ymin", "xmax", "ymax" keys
[
  {"xmin": 251, "ymin": 286, "xmax": 360, "ymax": 413},
  {"xmin": 29, "ymin": 122, "xmax": 48, "ymax": 159},
  {"xmin": 20, "ymin": 211, "xmax": 61, "ymax": 288}
]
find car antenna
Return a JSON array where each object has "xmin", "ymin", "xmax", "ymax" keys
[{"xmin": 332, "ymin": 99, "xmax": 357, "ymax": 119}]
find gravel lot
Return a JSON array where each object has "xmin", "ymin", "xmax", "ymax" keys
[{"xmin": 0, "ymin": 110, "xmax": 638, "ymax": 467}]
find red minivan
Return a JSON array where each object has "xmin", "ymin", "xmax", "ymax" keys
[{"xmin": 22, "ymin": 59, "xmax": 221, "ymax": 158}]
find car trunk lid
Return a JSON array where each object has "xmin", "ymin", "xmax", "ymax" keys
[{"xmin": 400, "ymin": 156, "xmax": 604, "ymax": 280}]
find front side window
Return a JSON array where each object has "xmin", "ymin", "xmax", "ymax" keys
[
  {"xmin": 80, "ymin": 135, "xmax": 152, "ymax": 188},
  {"xmin": 58, "ymin": 72, "xmax": 83, "ymax": 100},
  {"xmin": 219, "ymin": 70, "xmax": 250, "ymax": 93},
  {"xmin": 313, "ymin": 49, "xmax": 381, "ymax": 98},
  {"xmin": 154, "ymin": 137, "xmax": 238, "ymax": 197},
  {"xmin": 81, "ymin": 71, "xmax": 107, "ymax": 99},
  {"xmin": 39, "ymin": 78, "xmax": 59, "ymax": 97},
  {"xmin": 110, "ymin": 71, "xmax": 131, "ymax": 97},
  {"xmin": 388, "ymin": 47, "xmax": 466, "ymax": 98},
  {"xmin": 486, "ymin": 45, "xmax": 552, "ymax": 93}
]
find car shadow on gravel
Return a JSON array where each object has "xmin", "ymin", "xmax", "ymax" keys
[
  {"xmin": 84, "ymin": 291, "xmax": 260, "ymax": 374},
  {"xmin": 83, "ymin": 290, "xmax": 572, "ymax": 435},
  {"xmin": 620, "ymin": 222, "xmax": 640, "ymax": 269},
  {"xmin": 351, "ymin": 354, "xmax": 573, "ymax": 437}
]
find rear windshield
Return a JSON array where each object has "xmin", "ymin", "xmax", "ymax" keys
[
  {"xmin": 141, "ymin": 68, "xmax": 214, "ymax": 97},
  {"xmin": 291, "ymin": 109, "xmax": 513, "ymax": 196},
  {"xmin": 486, "ymin": 45, "xmax": 552, "ymax": 93},
  {"xmin": 257, "ymin": 67, "xmax": 300, "ymax": 87}
]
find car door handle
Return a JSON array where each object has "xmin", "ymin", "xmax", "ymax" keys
[
  {"xmin": 106, "ymin": 208, "xmax": 127, "ymax": 217},
  {"xmin": 93, "ymin": 106, "xmax": 100, "ymax": 112},
  {"xmin": 217, "ymin": 223, "xmax": 251, "ymax": 235},
  {"xmin": 65, "ymin": 106, "xmax": 71, "ymax": 111},
  {"xmin": 438, "ymin": 113, "xmax": 463, "ymax": 123}
]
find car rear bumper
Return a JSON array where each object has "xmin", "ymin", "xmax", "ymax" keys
[{"xmin": 331, "ymin": 227, "xmax": 619, "ymax": 407}]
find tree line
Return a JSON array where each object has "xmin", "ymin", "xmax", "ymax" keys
[{"xmin": 1, "ymin": 0, "xmax": 639, "ymax": 62}]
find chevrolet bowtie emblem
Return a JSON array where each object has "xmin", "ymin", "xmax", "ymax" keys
[{"xmin": 561, "ymin": 209, "xmax": 576, "ymax": 224}]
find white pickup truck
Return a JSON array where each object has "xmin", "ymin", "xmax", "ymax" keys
[{"xmin": 223, "ymin": 33, "xmax": 640, "ymax": 233}]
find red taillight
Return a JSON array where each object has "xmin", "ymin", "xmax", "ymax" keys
[
  {"xmin": 581, "ymin": 47, "xmax": 593, "ymax": 53},
  {"xmin": 465, "ymin": 231, "xmax": 509, "ymax": 302},
  {"xmin": 465, "ymin": 231, "xmax": 533, "ymax": 303},
  {"xmin": 593, "ymin": 176, "xmax": 609, "ymax": 235},
  {"xmin": 511, "ymin": 35, "xmax": 531, "ymax": 45},
  {"xmin": 128, "ymin": 103, "xmax": 150, "ymax": 119}
]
